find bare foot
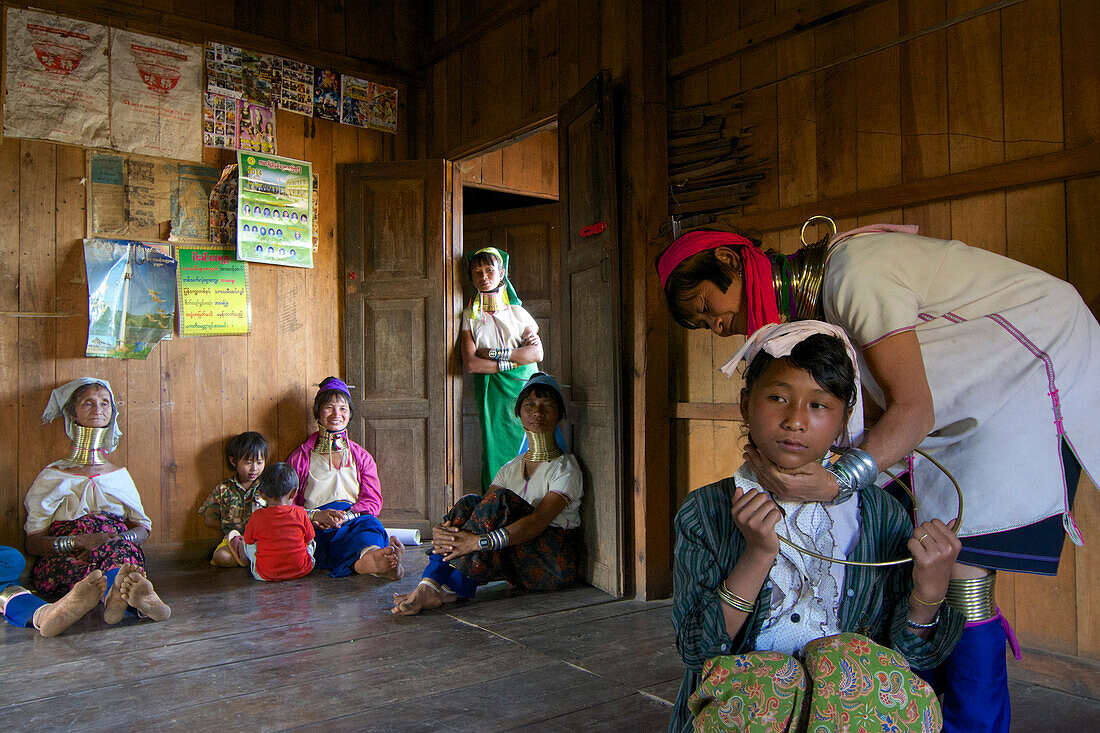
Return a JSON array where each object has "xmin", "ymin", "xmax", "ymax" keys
[
  {"xmin": 34, "ymin": 570, "xmax": 106, "ymax": 637},
  {"xmin": 391, "ymin": 580, "xmax": 456, "ymax": 616},
  {"xmin": 354, "ymin": 537, "xmax": 405, "ymax": 581},
  {"xmin": 119, "ymin": 571, "xmax": 171, "ymax": 622},
  {"xmin": 103, "ymin": 564, "xmax": 136, "ymax": 624}
]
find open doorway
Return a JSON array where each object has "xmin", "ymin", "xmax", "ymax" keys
[{"xmin": 454, "ymin": 128, "xmax": 561, "ymax": 500}]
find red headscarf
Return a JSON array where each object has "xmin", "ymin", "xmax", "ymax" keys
[{"xmin": 657, "ymin": 231, "xmax": 780, "ymax": 333}]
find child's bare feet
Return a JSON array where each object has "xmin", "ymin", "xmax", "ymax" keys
[
  {"xmin": 34, "ymin": 570, "xmax": 105, "ymax": 637},
  {"xmin": 354, "ymin": 536, "xmax": 405, "ymax": 581},
  {"xmin": 210, "ymin": 541, "xmax": 238, "ymax": 567},
  {"xmin": 391, "ymin": 579, "xmax": 456, "ymax": 616},
  {"xmin": 225, "ymin": 530, "xmax": 247, "ymax": 567},
  {"xmin": 103, "ymin": 564, "xmax": 136, "ymax": 624},
  {"xmin": 119, "ymin": 569, "xmax": 171, "ymax": 622}
]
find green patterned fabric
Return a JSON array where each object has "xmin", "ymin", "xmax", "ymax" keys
[
  {"xmin": 689, "ymin": 633, "xmax": 941, "ymax": 733},
  {"xmin": 475, "ymin": 363, "xmax": 538, "ymax": 491}
]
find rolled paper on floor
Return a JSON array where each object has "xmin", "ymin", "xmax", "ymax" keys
[{"xmin": 385, "ymin": 528, "xmax": 421, "ymax": 546}]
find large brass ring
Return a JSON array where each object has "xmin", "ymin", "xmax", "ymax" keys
[
  {"xmin": 775, "ymin": 449, "xmax": 964, "ymax": 568},
  {"xmin": 800, "ymin": 215, "xmax": 837, "ymax": 246}
]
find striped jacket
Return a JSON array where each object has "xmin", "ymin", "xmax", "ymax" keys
[{"xmin": 669, "ymin": 469, "xmax": 964, "ymax": 731}]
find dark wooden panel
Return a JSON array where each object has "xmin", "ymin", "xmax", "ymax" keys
[
  {"xmin": 559, "ymin": 72, "xmax": 624, "ymax": 597},
  {"xmin": 343, "ymin": 161, "xmax": 450, "ymax": 534}
]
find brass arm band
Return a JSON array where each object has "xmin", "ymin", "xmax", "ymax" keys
[
  {"xmin": 945, "ymin": 572, "xmax": 997, "ymax": 623},
  {"xmin": 717, "ymin": 583, "xmax": 755, "ymax": 614}
]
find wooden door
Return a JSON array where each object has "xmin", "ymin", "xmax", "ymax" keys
[
  {"xmin": 460, "ymin": 203, "xmax": 560, "ymax": 495},
  {"xmin": 558, "ymin": 71, "xmax": 625, "ymax": 596},
  {"xmin": 342, "ymin": 161, "xmax": 460, "ymax": 534}
]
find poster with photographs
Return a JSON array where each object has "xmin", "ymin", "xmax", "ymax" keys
[
  {"xmin": 241, "ymin": 50, "xmax": 277, "ymax": 106},
  {"xmin": 4, "ymin": 8, "xmax": 110, "ymax": 147},
  {"xmin": 202, "ymin": 92, "xmax": 238, "ymax": 149},
  {"xmin": 237, "ymin": 101, "xmax": 276, "ymax": 153},
  {"xmin": 236, "ymin": 151, "xmax": 312, "ymax": 269},
  {"xmin": 204, "ymin": 42, "xmax": 242, "ymax": 97},
  {"xmin": 313, "ymin": 68, "xmax": 341, "ymax": 122},
  {"xmin": 277, "ymin": 57, "xmax": 314, "ymax": 116},
  {"xmin": 340, "ymin": 75, "xmax": 371, "ymax": 128},
  {"xmin": 110, "ymin": 29, "xmax": 202, "ymax": 161},
  {"xmin": 368, "ymin": 82, "xmax": 398, "ymax": 134}
]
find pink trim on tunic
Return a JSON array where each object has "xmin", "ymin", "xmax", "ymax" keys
[{"xmin": 287, "ymin": 432, "xmax": 383, "ymax": 516}]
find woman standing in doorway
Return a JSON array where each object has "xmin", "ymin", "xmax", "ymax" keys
[
  {"xmin": 460, "ymin": 246, "xmax": 544, "ymax": 491},
  {"xmin": 657, "ymin": 223, "xmax": 1100, "ymax": 733}
]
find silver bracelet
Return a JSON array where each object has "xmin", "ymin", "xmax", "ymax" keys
[
  {"xmin": 497, "ymin": 359, "xmax": 515, "ymax": 372},
  {"xmin": 826, "ymin": 448, "xmax": 879, "ymax": 505},
  {"xmin": 120, "ymin": 529, "xmax": 140, "ymax": 543},
  {"xmin": 53, "ymin": 536, "xmax": 77, "ymax": 554},
  {"xmin": 344, "ymin": 511, "xmax": 360, "ymax": 520},
  {"xmin": 906, "ymin": 610, "xmax": 940, "ymax": 630},
  {"xmin": 479, "ymin": 527, "xmax": 510, "ymax": 551}
]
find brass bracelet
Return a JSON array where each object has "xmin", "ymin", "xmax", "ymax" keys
[
  {"xmin": 910, "ymin": 592, "xmax": 945, "ymax": 607},
  {"xmin": 716, "ymin": 583, "xmax": 755, "ymax": 613}
]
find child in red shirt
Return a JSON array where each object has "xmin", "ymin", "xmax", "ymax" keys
[{"xmin": 230, "ymin": 463, "xmax": 315, "ymax": 581}]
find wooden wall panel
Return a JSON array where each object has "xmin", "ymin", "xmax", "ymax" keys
[
  {"xmin": 461, "ymin": 130, "xmax": 559, "ymax": 198},
  {"xmin": 664, "ymin": 0, "xmax": 1100, "ymax": 669},
  {"xmin": 1, "ymin": 0, "xmax": 416, "ymax": 555}
]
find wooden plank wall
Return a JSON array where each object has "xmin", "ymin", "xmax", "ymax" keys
[
  {"xmin": 1, "ymin": 0, "xmax": 421, "ymax": 557},
  {"xmin": 460, "ymin": 129, "xmax": 559, "ymax": 197},
  {"xmin": 668, "ymin": 0, "xmax": 1100, "ymax": 673}
]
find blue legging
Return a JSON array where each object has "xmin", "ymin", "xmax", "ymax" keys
[
  {"xmin": 1, "ymin": 546, "xmax": 46, "ymax": 629},
  {"xmin": 313, "ymin": 502, "xmax": 389, "ymax": 578}
]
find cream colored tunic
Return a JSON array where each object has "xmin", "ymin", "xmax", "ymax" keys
[
  {"xmin": 823, "ymin": 232, "xmax": 1100, "ymax": 539},
  {"xmin": 303, "ymin": 453, "xmax": 360, "ymax": 509},
  {"xmin": 491, "ymin": 453, "xmax": 583, "ymax": 529},
  {"xmin": 24, "ymin": 464, "xmax": 152, "ymax": 533},
  {"xmin": 461, "ymin": 303, "xmax": 538, "ymax": 351}
]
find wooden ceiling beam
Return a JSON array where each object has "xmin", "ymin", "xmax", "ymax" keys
[{"xmin": 422, "ymin": 0, "xmax": 544, "ymax": 67}]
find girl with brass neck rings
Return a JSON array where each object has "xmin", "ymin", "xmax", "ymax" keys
[
  {"xmin": 19, "ymin": 379, "xmax": 170, "ymax": 630},
  {"xmin": 286, "ymin": 377, "xmax": 404, "ymax": 580},
  {"xmin": 392, "ymin": 373, "xmax": 583, "ymax": 615},
  {"xmin": 459, "ymin": 247, "xmax": 544, "ymax": 492},
  {"xmin": 658, "ymin": 225, "xmax": 1100, "ymax": 732}
]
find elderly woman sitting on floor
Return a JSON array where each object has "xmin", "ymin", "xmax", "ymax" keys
[
  {"xmin": 20, "ymin": 378, "xmax": 169, "ymax": 626},
  {"xmin": 392, "ymin": 372, "xmax": 584, "ymax": 615}
]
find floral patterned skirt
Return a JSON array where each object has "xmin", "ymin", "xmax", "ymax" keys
[
  {"xmin": 689, "ymin": 633, "xmax": 942, "ymax": 733},
  {"xmin": 446, "ymin": 488, "xmax": 583, "ymax": 591},
  {"xmin": 31, "ymin": 513, "xmax": 145, "ymax": 596}
]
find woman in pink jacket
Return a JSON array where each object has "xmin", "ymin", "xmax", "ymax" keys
[{"xmin": 286, "ymin": 376, "xmax": 402, "ymax": 579}]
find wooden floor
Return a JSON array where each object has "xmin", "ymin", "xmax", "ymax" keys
[{"xmin": 2, "ymin": 548, "xmax": 1098, "ymax": 732}]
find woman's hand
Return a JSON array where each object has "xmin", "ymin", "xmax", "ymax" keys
[
  {"xmin": 74, "ymin": 532, "xmax": 113, "ymax": 553},
  {"xmin": 908, "ymin": 518, "xmax": 961, "ymax": 610},
  {"xmin": 432, "ymin": 522, "xmax": 480, "ymax": 562},
  {"xmin": 522, "ymin": 330, "xmax": 541, "ymax": 349},
  {"xmin": 312, "ymin": 509, "xmax": 347, "ymax": 530},
  {"xmin": 743, "ymin": 445, "xmax": 841, "ymax": 503},
  {"xmin": 730, "ymin": 485, "xmax": 782, "ymax": 561}
]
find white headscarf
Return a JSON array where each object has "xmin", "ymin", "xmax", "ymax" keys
[
  {"xmin": 719, "ymin": 321, "xmax": 864, "ymax": 448},
  {"xmin": 41, "ymin": 378, "xmax": 122, "ymax": 453}
]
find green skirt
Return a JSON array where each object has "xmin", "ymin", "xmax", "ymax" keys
[
  {"xmin": 689, "ymin": 633, "xmax": 942, "ymax": 732},
  {"xmin": 474, "ymin": 363, "xmax": 538, "ymax": 491}
]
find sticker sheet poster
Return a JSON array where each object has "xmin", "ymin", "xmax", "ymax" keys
[
  {"xmin": 176, "ymin": 245, "xmax": 251, "ymax": 336},
  {"xmin": 84, "ymin": 239, "xmax": 177, "ymax": 359},
  {"xmin": 110, "ymin": 29, "xmax": 202, "ymax": 161},
  {"xmin": 236, "ymin": 152, "xmax": 313, "ymax": 269},
  {"xmin": 4, "ymin": 8, "xmax": 110, "ymax": 147}
]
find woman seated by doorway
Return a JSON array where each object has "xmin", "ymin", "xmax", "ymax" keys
[
  {"xmin": 460, "ymin": 246, "xmax": 544, "ymax": 491},
  {"xmin": 392, "ymin": 372, "xmax": 583, "ymax": 615},
  {"xmin": 22, "ymin": 378, "xmax": 171, "ymax": 625}
]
